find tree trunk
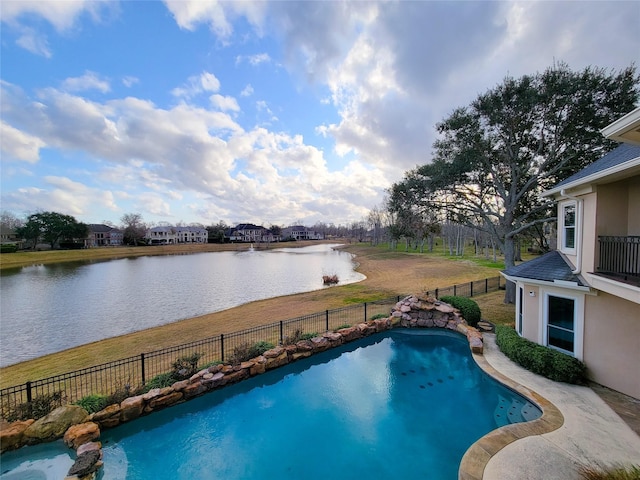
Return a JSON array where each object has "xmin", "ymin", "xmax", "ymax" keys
[{"xmin": 503, "ymin": 236, "xmax": 516, "ymax": 304}]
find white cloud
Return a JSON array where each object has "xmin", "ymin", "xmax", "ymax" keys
[
  {"xmin": 236, "ymin": 53, "xmax": 271, "ymax": 66},
  {"xmin": 62, "ymin": 71, "xmax": 111, "ymax": 93},
  {"xmin": 15, "ymin": 27, "xmax": 52, "ymax": 58},
  {"xmin": 172, "ymin": 71, "xmax": 221, "ymax": 98},
  {"xmin": 122, "ymin": 76, "xmax": 139, "ymax": 88},
  {"xmin": 240, "ymin": 84, "xmax": 254, "ymax": 97},
  {"xmin": 0, "ymin": 121, "xmax": 45, "ymax": 163},
  {"xmin": 210, "ymin": 94, "xmax": 240, "ymax": 112},
  {"xmin": 164, "ymin": 0, "xmax": 266, "ymax": 39}
]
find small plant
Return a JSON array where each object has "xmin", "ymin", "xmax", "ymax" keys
[
  {"xmin": 283, "ymin": 329, "xmax": 318, "ymax": 345},
  {"xmin": 75, "ymin": 394, "xmax": 109, "ymax": 414},
  {"xmin": 439, "ymin": 295, "xmax": 481, "ymax": 327},
  {"xmin": 171, "ymin": 352, "xmax": 203, "ymax": 380},
  {"xmin": 579, "ymin": 464, "xmax": 640, "ymax": 480},
  {"xmin": 142, "ymin": 372, "xmax": 175, "ymax": 392},
  {"xmin": 5, "ymin": 391, "xmax": 63, "ymax": 421},
  {"xmin": 334, "ymin": 324, "xmax": 352, "ymax": 331},
  {"xmin": 495, "ymin": 325, "xmax": 586, "ymax": 384},
  {"xmin": 369, "ymin": 313, "xmax": 388, "ymax": 321},
  {"xmin": 228, "ymin": 341, "xmax": 275, "ymax": 364}
]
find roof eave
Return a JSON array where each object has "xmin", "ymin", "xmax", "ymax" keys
[
  {"xmin": 542, "ymin": 155, "xmax": 640, "ymax": 198},
  {"xmin": 600, "ymin": 107, "xmax": 640, "ymax": 145}
]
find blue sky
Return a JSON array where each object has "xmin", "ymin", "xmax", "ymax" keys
[{"xmin": 1, "ymin": 1, "xmax": 639, "ymax": 228}]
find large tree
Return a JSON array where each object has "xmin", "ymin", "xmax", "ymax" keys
[
  {"xmin": 16, "ymin": 211, "xmax": 88, "ymax": 249},
  {"xmin": 120, "ymin": 213, "xmax": 147, "ymax": 246},
  {"xmin": 409, "ymin": 63, "xmax": 638, "ymax": 302}
]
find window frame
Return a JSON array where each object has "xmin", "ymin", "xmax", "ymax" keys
[
  {"xmin": 542, "ymin": 290, "xmax": 584, "ymax": 360},
  {"xmin": 560, "ymin": 201, "xmax": 577, "ymax": 255}
]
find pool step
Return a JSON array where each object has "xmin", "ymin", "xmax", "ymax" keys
[{"xmin": 494, "ymin": 395, "xmax": 539, "ymax": 426}]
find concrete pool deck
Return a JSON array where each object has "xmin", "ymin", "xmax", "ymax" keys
[{"xmin": 461, "ymin": 333, "xmax": 640, "ymax": 480}]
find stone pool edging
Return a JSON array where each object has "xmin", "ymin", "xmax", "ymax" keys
[
  {"xmin": 3, "ymin": 294, "xmax": 555, "ymax": 480},
  {"xmin": 458, "ymin": 336, "xmax": 565, "ymax": 480}
]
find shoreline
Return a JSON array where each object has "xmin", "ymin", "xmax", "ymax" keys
[{"xmin": 0, "ymin": 244, "xmax": 508, "ymax": 388}]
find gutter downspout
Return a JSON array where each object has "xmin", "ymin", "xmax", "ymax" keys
[{"xmin": 560, "ymin": 189, "xmax": 583, "ymax": 274}]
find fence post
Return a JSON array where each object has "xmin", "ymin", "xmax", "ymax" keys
[
  {"xmin": 26, "ymin": 381, "xmax": 32, "ymax": 403},
  {"xmin": 364, "ymin": 302, "xmax": 367, "ymax": 322},
  {"xmin": 485, "ymin": 278, "xmax": 488, "ymax": 294},
  {"xmin": 220, "ymin": 334, "xmax": 225, "ymax": 363},
  {"xmin": 435, "ymin": 288, "xmax": 439, "ymax": 299},
  {"xmin": 325, "ymin": 310, "xmax": 329, "ymax": 331},
  {"xmin": 140, "ymin": 353, "xmax": 146, "ymax": 385},
  {"xmin": 470, "ymin": 281, "xmax": 473, "ymax": 297},
  {"xmin": 454, "ymin": 284, "xmax": 457, "ymax": 296},
  {"xmin": 279, "ymin": 321, "xmax": 284, "ymax": 344}
]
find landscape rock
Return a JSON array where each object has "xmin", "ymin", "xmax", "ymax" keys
[
  {"xmin": 63, "ymin": 422, "xmax": 100, "ymax": 449},
  {"xmin": 24, "ymin": 406, "xmax": 89, "ymax": 442},
  {"xmin": 68, "ymin": 449, "xmax": 101, "ymax": 477},
  {"xmin": 0, "ymin": 419, "xmax": 34, "ymax": 452}
]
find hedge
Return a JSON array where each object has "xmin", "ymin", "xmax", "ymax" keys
[
  {"xmin": 495, "ymin": 325, "xmax": 586, "ymax": 384},
  {"xmin": 439, "ymin": 295, "xmax": 481, "ymax": 327}
]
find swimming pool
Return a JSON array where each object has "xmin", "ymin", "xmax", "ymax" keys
[{"xmin": 0, "ymin": 330, "xmax": 541, "ymax": 479}]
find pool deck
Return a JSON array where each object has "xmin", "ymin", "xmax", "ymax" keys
[{"xmin": 460, "ymin": 333, "xmax": 640, "ymax": 480}]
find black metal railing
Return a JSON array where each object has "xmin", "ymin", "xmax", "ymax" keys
[
  {"xmin": 597, "ymin": 236, "xmax": 640, "ymax": 285},
  {"xmin": 0, "ymin": 276, "xmax": 502, "ymax": 419}
]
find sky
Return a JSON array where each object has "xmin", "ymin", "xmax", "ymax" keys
[{"xmin": 1, "ymin": 1, "xmax": 639, "ymax": 229}]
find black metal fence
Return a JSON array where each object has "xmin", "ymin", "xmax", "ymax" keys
[
  {"xmin": 0, "ymin": 276, "xmax": 502, "ymax": 419},
  {"xmin": 598, "ymin": 236, "xmax": 640, "ymax": 284}
]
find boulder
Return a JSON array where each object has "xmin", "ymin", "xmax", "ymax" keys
[
  {"xmin": 68, "ymin": 449, "xmax": 101, "ymax": 477},
  {"xmin": 0, "ymin": 419, "xmax": 34, "ymax": 452},
  {"xmin": 24, "ymin": 405, "xmax": 89, "ymax": 442},
  {"xmin": 76, "ymin": 440, "xmax": 101, "ymax": 456},
  {"xmin": 64, "ymin": 422, "xmax": 100, "ymax": 449},
  {"xmin": 119, "ymin": 396, "xmax": 144, "ymax": 423}
]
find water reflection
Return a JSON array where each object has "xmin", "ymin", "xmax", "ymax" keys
[{"xmin": 0, "ymin": 244, "xmax": 364, "ymax": 367}]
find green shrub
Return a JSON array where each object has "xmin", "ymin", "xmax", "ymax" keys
[
  {"xmin": 228, "ymin": 341, "xmax": 275, "ymax": 364},
  {"xmin": 142, "ymin": 372, "xmax": 175, "ymax": 392},
  {"xmin": 495, "ymin": 325, "xmax": 586, "ymax": 384},
  {"xmin": 369, "ymin": 313, "xmax": 388, "ymax": 321},
  {"xmin": 171, "ymin": 352, "xmax": 203, "ymax": 380},
  {"xmin": 439, "ymin": 296, "xmax": 481, "ymax": 327},
  {"xmin": 5, "ymin": 391, "xmax": 63, "ymax": 421},
  {"xmin": 0, "ymin": 244, "xmax": 18, "ymax": 253},
  {"xmin": 75, "ymin": 394, "xmax": 109, "ymax": 414},
  {"xmin": 284, "ymin": 329, "xmax": 315, "ymax": 344},
  {"xmin": 334, "ymin": 324, "xmax": 352, "ymax": 331}
]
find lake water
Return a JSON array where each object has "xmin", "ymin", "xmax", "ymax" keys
[{"xmin": 0, "ymin": 244, "xmax": 364, "ymax": 367}]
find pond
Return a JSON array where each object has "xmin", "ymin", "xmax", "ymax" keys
[{"xmin": 0, "ymin": 244, "xmax": 364, "ymax": 367}]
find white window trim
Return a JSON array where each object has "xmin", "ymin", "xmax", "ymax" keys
[
  {"xmin": 516, "ymin": 284, "xmax": 524, "ymax": 336},
  {"xmin": 559, "ymin": 200, "xmax": 578, "ymax": 255},
  {"xmin": 541, "ymin": 288, "xmax": 584, "ymax": 361}
]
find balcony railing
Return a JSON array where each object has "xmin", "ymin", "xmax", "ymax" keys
[{"xmin": 597, "ymin": 236, "xmax": 640, "ymax": 286}]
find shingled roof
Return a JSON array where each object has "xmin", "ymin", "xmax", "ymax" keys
[
  {"xmin": 502, "ymin": 250, "xmax": 587, "ymax": 286},
  {"xmin": 553, "ymin": 143, "xmax": 640, "ymax": 190}
]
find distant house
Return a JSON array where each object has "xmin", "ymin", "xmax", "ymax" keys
[
  {"xmin": 0, "ymin": 226, "xmax": 19, "ymax": 244},
  {"xmin": 226, "ymin": 224, "xmax": 278, "ymax": 243},
  {"xmin": 87, "ymin": 224, "xmax": 124, "ymax": 247},
  {"xmin": 146, "ymin": 226, "xmax": 208, "ymax": 245},
  {"xmin": 281, "ymin": 225, "xmax": 324, "ymax": 240},
  {"xmin": 502, "ymin": 107, "xmax": 640, "ymax": 399}
]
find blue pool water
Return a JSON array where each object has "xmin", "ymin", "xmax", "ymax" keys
[{"xmin": 1, "ymin": 330, "xmax": 541, "ymax": 479}]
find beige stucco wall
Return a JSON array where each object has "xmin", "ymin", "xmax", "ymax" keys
[
  {"xmin": 521, "ymin": 284, "xmax": 541, "ymax": 342},
  {"xmin": 628, "ymin": 176, "xmax": 640, "ymax": 234},
  {"xmin": 583, "ymin": 291, "xmax": 640, "ymax": 399}
]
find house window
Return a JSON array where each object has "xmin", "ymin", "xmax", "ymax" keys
[
  {"xmin": 546, "ymin": 295, "xmax": 575, "ymax": 355},
  {"xmin": 562, "ymin": 203, "xmax": 576, "ymax": 252}
]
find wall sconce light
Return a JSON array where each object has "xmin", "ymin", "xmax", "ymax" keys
[{"xmin": 529, "ymin": 291, "xmax": 536, "ymax": 297}]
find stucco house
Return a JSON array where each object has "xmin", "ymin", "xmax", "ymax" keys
[
  {"xmin": 502, "ymin": 108, "xmax": 640, "ymax": 399},
  {"xmin": 281, "ymin": 225, "xmax": 324, "ymax": 240},
  {"xmin": 87, "ymin": 224, "xmax": 124, "ymax": 247},
  {"xmin": 146, "ymin": 226, "xmax": 208, "ymax": 244}
]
